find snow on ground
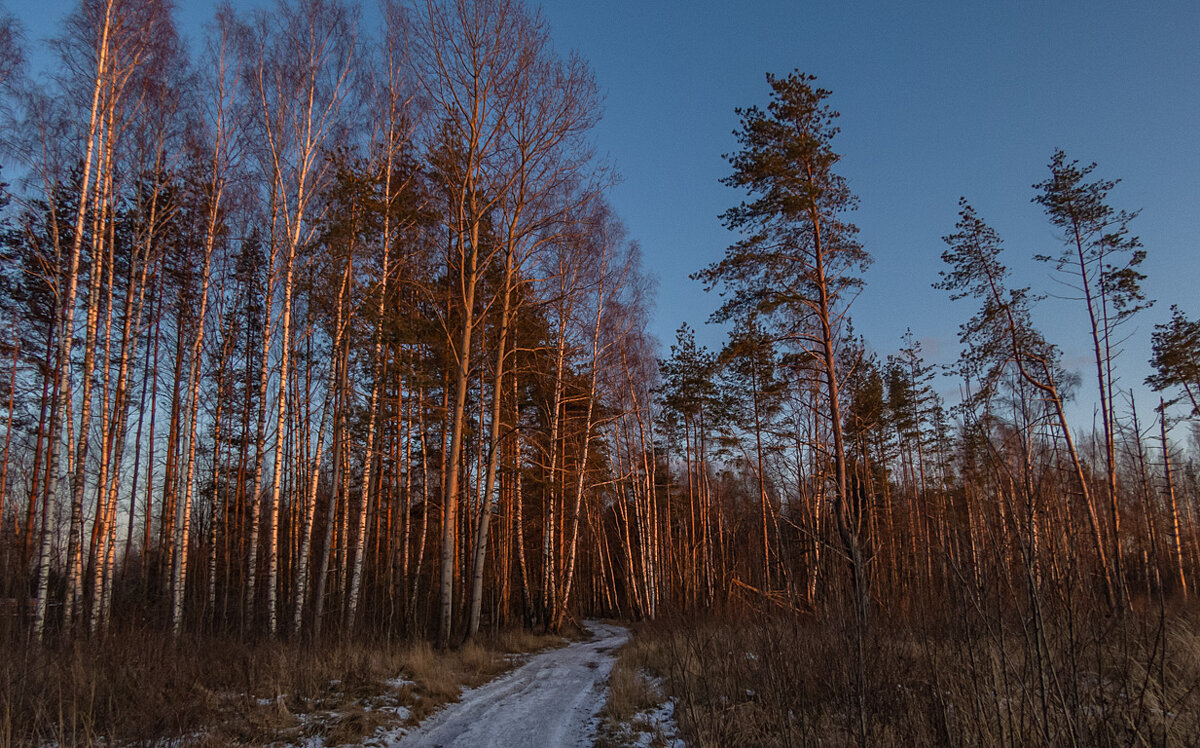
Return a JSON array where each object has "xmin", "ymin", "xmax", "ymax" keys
[
  {"xmin": 137, "ymin": 621, "xmax": 635, "ymax": 747},
  {"xmin": 600, "ymin": 671, "xmax": 685, "ymax": 748},
  {"xmin": 262, "ymin": 680, "xmax": 414, "ymax": 748},
  {"xmin": 389, "ymin": 620, "xmax": 629, "ymax": 748},
  {"xmin": 624, "ymin": 698, "xmax": 685, "ymax": 748}
]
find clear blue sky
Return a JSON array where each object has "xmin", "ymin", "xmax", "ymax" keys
[
  {"xmin": 12, "ymin": 0, "xmax": 1200, "ymax": 423},
  {"xmin": 532, "ymin": 0, "xmax": 1200, "ymax": 423}
]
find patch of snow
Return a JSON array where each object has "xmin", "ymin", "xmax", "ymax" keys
[
  {"xmin": 388, "ymin": 620, "xmax": 629, "ymax": 747},
  {"xmin": 631, "ymin": 699, "xmax": 685, "ymax": 748},
  {"xmin": 362, "ymin": 723, "xmax": 410, "ymax": 747},
  {"xmin": 381, "ymin": 705, "xmax": 411, "ymax": 721},
  {"xmin": 267, "ymin": 686, "xmax": 415, "ymax": 748}
]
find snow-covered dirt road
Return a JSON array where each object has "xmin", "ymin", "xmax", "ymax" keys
[{"xmin": 392, "ymin": 621, "xmax": 629, "ymax": 748}]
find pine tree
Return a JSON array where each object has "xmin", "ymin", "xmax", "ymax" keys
[
  {"xmin": 717, "ymin": 317, "xmax": 781, "ymax": 590},
  {"xmin": 697, "ymin": 71, "xmax": 871, "ymax": 625},
  {"xmin": 1033, "ymin": 151, "xmax": 1150, "ymax": 607},
  {"xmin": 1148, "ymin": 305, "xmax": 1200, "ymax": 418},
  {"xmin": 937, "ymin": 198, "xmax": 1117, "ymax": 608}
]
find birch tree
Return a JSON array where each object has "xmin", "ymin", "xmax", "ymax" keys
[
  {"xmin": 242, "ymin": 0, "xmax": 357, "ymax": 635},
  {"xmin": 415, "ymin": 0, "xmax": 595, "ymax": 647},
  {"xmin": 463, "ymin": 17, "xmax": 602, "ymax": 639},
  {"xmin": 169, "ymin": 7, "xmax": 246, "ymax": 635},
  {"xmin": 344, "ymin": 1, "xmax": 421, "ymax": 632},
  {"xmin": 28, "ymin": 0, "xmax": 172, "ymax": 639}
]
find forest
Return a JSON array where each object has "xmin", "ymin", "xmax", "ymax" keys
[{"xmin": 1, "ymin": 0, "xmax": 1199, "ymax": 746}]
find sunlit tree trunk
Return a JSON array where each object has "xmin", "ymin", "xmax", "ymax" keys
[
  {"xmin": 32, "ymin": 0, "xmax": 114, "ymax": 640},
  {"xmin": 556, "ymin": 243, "xmax": 609, "ymax": 628},
  {"xmin": 1160, "ymin": 400, "xmax": 1187, "ymax": 598}
]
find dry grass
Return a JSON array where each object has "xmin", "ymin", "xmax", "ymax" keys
[
  {"xmin": 627, "ymin": 606, "xmax": 1200, "ymax": 747},
  {"xmin": 603, "ymin": 634, "xmax": 666, "ymax": 723},
  {"xmin": 604, "ymin": 661, "xmax": 662, "ymax": 723},
  {"xmin": 596, "ymin": 632, "xmax": 675, "ymax": 748},
  {"xmin": 0, "ymin": 625, "xmax": 565, "ymax": 748}
]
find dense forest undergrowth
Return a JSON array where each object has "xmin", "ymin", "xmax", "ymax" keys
[
  {"xmin": 617, "ymin": 602, "xmax": 1200, "ymax": 747},
  {"xmin": 0, "ymin": 619, "xmax": 569, "ymax": 745},
  {"xmin": 0, "ymin": 0, "xmax": 1199, "ymax": 745}
]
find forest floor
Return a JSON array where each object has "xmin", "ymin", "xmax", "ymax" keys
[
  {"xmin": 1, "ymin": 619, "xmax": 690, "ymax": 747},
  {"xmin": 1, "ymin": 624, "xmax": 576, "ymax": 747},
  {"xmin": 241, "ymin": 619, "xmax": 681, "ymax": 748},
  {"xmin": 616, "ymin": 610, "xmax": 1200, "ymax": 747}
]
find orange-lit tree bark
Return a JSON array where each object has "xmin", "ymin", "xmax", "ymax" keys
[
  {"xmin": 29, "ymin": 0, "xmax": 171, "ymax": 640},
  {"xmin": 938, "ymin": 198, "xmax": 1116, "ymax": 608},
  {"xmin": 1159, "ymin": 400, "xmax": 1187, "ymax": 597},
  {"xmin": 242, "ymin": 0, "xmax": 357, "ymax": 635},
  {"xmin": 1033, "ymin": 151, "xmax": 1148, "ymax": 607}
]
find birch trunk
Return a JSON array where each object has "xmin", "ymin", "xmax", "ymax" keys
[
  {"xmin": 466, "ymin": 263, "xmax": 513, "ymax": 638},
  {"xmin": 32, "ymin": 0, "xmax": 114, "ymax": 640},
  {"xmin": 556, "ymin": 246, "xmax": 608, "ymax": 628}
]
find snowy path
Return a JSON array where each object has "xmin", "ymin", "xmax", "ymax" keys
[{"xmin": 391, "ymin": 621, "xmax": 628, "ymax": 748}]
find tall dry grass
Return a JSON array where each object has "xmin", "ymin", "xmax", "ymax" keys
[
  {"xmin": 626, "ymin": 602, "xmax": 1200, "ymax": 747},
  {"xmin": 595, "ymin": 632, "xmax": 675, "ymax": 748},
  {"xmin": 0, "ymin": 624, "xmax": 564, "ymax": 747}
]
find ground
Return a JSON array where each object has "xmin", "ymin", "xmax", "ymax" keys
[{"xmin": 392, "ymin": 621, "xmax": 630, "ymax": 747}]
